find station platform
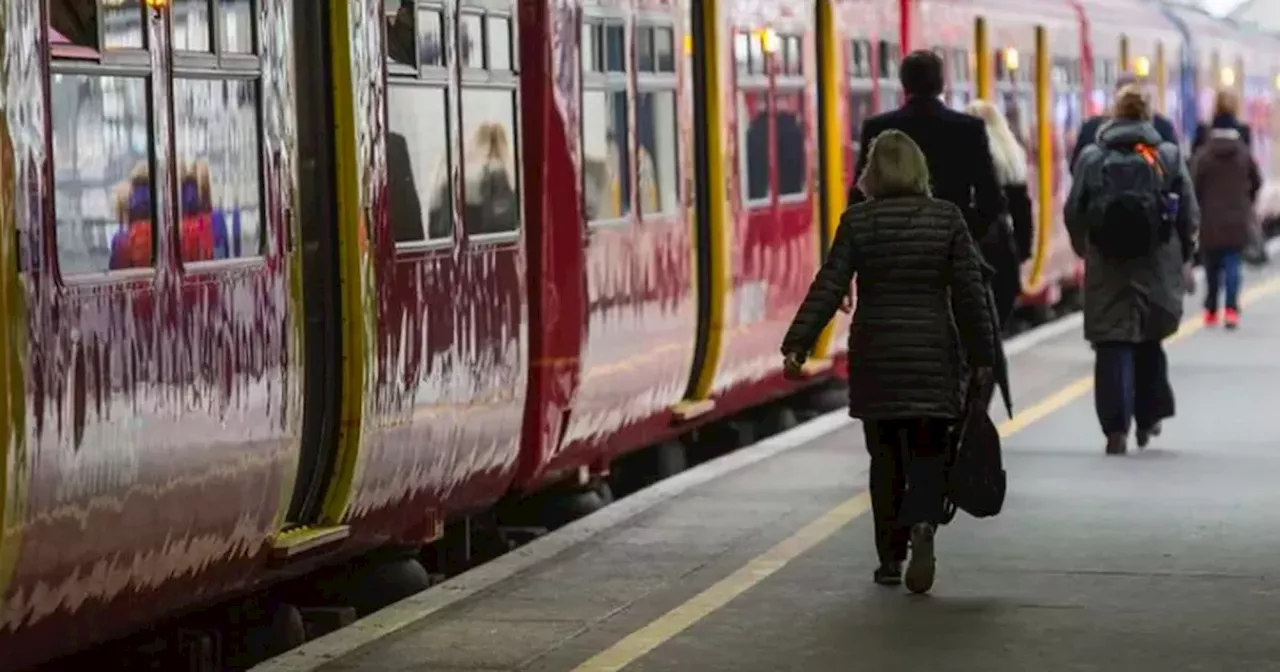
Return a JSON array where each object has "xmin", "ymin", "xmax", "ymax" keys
[{"xmin": 256, "ymin": 259, "xmax": 1280, "ymax": 672}]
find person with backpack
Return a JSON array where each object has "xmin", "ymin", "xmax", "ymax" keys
[
  {"xmin": 782, "ymin": 129, "xmax": 996, "ymax": 595},
  {"xmin": 1065, "ymin": 85, "xmax": 1200, "ymax": 456},
  {"xmin": 1191, "ymin": 93, "xmax": 1262, "ymax": 330}
]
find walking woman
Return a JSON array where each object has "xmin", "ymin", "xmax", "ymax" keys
[
  {"xmin": 967, "ymin": 100, "xmax": 1035, "ymax": 328},
  {"xmin": 781, "ymin": 130, "xmax": 996, "ymax": 595}
]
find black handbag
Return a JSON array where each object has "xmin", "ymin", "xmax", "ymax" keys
[{"xmin": 939, "ymin": 373, "xmax": 1007, "ymax": 524}]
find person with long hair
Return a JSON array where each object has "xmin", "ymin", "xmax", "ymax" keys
[
  {"xmin": 967, "ymin": 100, "xmax": 1034, "ymax": 327},
  {"xmin": 782, "ymin": 130, "xmax": 996, "ymax": 595},
  {"xmin": 1066, "ymin": 85, "xmax": 1199, "ymax": 456},
  {"xmin": 1191, "ymin": 88, "xmax": 1262, "ymax": 329}
]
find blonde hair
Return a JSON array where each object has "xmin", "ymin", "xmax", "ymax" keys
[
  {"xmin": 1113, "ymin": 84, "xmax": 1151, "ymax": 121},
  {"xmin": 856, "ymin": 129, "xmax": 931, "ymax": 199},
  {"xmin": 966, "ymin": 99, "xmax": 1027, "ymax": 186},
  {"xmin": 1213, "ymin": 88, "xmax": 1239, "ymax": 117}
]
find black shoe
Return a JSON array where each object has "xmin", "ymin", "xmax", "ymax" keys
[
  {"xmin": 1105, "ymin": 432, "xmax": 1127, "ymax": 455},
  {"xmin": 873, "ymin": 562, "xmax": 902, "ymax": 586},
  {"xmin": 1136, "ymin": 422, "xmax": 1162, "ymax": 449},
  {"xmin": 904, "ymin": 523, "xmax": 936, "ymax": 594}
]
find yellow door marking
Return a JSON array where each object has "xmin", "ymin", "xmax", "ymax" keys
[{"xmin": 572, "ymin": 272, "xmax": 1280, "ymax": 672}]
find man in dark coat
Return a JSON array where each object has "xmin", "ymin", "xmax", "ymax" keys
[
  {"xmin": 1070, "ymin": 71, "xmax": 1179, "ymax": 170},
  {"xmin": 847, "ymin": 50, "xmax": 1005, "ymax": 243},
  {"xmin": 1065, "ymin": 87, "xmax": 1200, "ymax": 456}
]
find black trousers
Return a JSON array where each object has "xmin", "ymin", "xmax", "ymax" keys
[
  {"xmin": 1093, "ymin": 340, "xmax": 1175, "ymax": 436},
  {"xmin": 863, "ymin": 418, "xmax": 952, "ymax": 564}
]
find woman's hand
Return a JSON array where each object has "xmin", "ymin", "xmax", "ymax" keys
[
  {"xmin": 783, "ymin": 352, "xmax": 805, "ymax": 380},
  {"xmin": 1182, "ymin": 262, "xmax": 1196, "ymax": 295},
  {"xmin": 838, "ymin": 295, "xmax": 853, "ymax": 314}
]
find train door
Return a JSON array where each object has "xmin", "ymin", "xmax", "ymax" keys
[
  {"xmin": 874, "ymin": 37, "xmax": 902, "ymax": 112},
  {"xmin": 690, "ymin": 2, "xmax": 822, "ymax": 398},
  {"xmin": 19, "ymin": 0, "xmax": 304, "ymax": 659},
  {"xmin": 359, "ymin": 0, "xmax": 528, "ymax": 522},
  {"xmin": 547, "ymin": 2, "xmax": 699, "ymax": 474}
]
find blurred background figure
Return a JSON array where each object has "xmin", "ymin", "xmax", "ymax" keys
[
  {"xmin": 461, "ymin": 122, "xmax": 518, "ymax": 235},
  {"xmin": 1191, "ymin": 89, "xmax": 1261, "ymax": 330},
  {"xmin": 968, "ymin": 99, "xmax": 1034, "ymax": 328}
]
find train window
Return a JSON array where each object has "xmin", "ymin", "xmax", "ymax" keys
[
  {"xmin": 584, "ymin": 22, "xmax": 602, "ymax": 72},
  {"xmin": 849, "ymin": 39, "xmax": 872, "ymax": 79},
  {"xmin": 740, "ymin": 91, "xmax": 770, "ymax": 202},
  {"xmin": 637, "ymin": 25, "xmax": 654, "ymax": 71},
  {"xmin": 219, "ymin": 0, "xmax": 254, "ymax": 54},
  {"xmin": 605, "ymin": 23, "xmax": 626, "ymax": 72},
  {"xmin": 734, "ymin": 32, "xmax": 751, "ymax": 74},
  {"xmin": 775, "ymin": 91, "xmax": 807, "ymax": 197},
  {"xmin": 459, "ymin": 89, "xmax": 520, "ymax": 235},
  {"xmin": 460, "ymin": 14, "xmax": 483, "ymax": 69},
  {"xmin": 636, "ymin": 90, "xmax": 679, "ymax": 216},
  {"xmin": 583, "ymin": 90, "xmax": 631, "ymax": 220},
  {"xmin": 878, "ymin": 41, "xmax": 899, "ymax": 79},
  {"xmin": 487, "ymin": 17, "xmax": 512, "ymax": 71},
  {"xmin": 50, "ymin": 73, "xmax": 155, "ymax": 275},
  {"xmin": 654, "ymin": 27, "xmax": 675, "ymax": 72},
  {"xmin": 173, "ymin": 0, "xmax": 213, "ymax": 52},
  {"xmin": 388, "ymin": 85, "xmax": 452, "ymax": 242},
  {"xmin": 748, "ymin": 31, "xmax": 764, "ymax": 74},
  {"xmin": 173, "ymin": 77, "xmax": 264, "ymax": 261},
  {"xmin": 48, "ymin": 0, "xmax": 147, "ymax": 53},
  {"xmin": 783, "ymin": 35, "xmax": 802, "ymax": 75}
]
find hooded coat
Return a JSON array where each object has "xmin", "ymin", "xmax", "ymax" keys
[
  {"xmin": 1191, "ymin": 127, "xmax": 1261, "ymax": 252},
  {"xmin": 1065, "ymin": 120, "xmax": 1200, "ymax": 344}
]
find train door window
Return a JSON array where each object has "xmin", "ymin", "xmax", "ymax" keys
[
  {"xmin": 48, "ymin": 1, "xmax": 155, "ymax": 276},
  {"xmin": 171, "ymin": 0, "xmax": 264, "ymax": 263},
  {"xmin": 583, "ymin": 17, "xmax": 631, "ymax": 222},
  {"xmin": 877, "ymin": 40, "xmax": 898, "ymax": 79},
  {"xmin": 172, "ymin": 0, "xmax": 212, "ymax": 52},
  {"xmin": 774, "ymin": 90, "xmax": 807, "ymax": 198},
  {"xmin": 849, "ymin": 39, "xmax": 872, "ymax": 79},
  {"xmin": 459, "ymin": 8, "xmax": 520, "ymax": 237},
  {"xmin": 637, "ymin": 24, "xmax": 679, "ymax": 217},
  {"xmin": 385, "ymin": 4, "xmax": 454, "ymax": 244},
  {"xmin": 736, "ymin": 29, "xmax": 770, "ymax": 205},
  {"xmin": 172, "ymin": 76, "xmax": 265, "ymax": 262}
]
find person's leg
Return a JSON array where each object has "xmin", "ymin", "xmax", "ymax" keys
[
  {"xmin": 1133, "ymin": 340, "xmax": 1175, "ymax": 447},
  {"xmin": 863, "ymin": 420, "xmax": 907, "ymax": 584},
  {"xmin": 902, "ymin": 419, "xmax": 951, "ymax": 594},
  {"xmin": 1223, "ymin": 248, "xmax": 1243, "ymax": 327},
  {"xmin": 1204, "ymin": 249, "xmax": 1223, "ymax": 322},
  {"xmin": 1093, "ymin": 342, "xmax": 1135, "ymax": 454}
]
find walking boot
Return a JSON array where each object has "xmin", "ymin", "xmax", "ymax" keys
[
  {"xmin": 904, "ymin": 523, "xmax": 937, "ymax": 595},
  {"xmin": 1105, "ymin": 432, "xmax": 1127, "ymax": 455},
  {"xmin": 1136, "ymin": 422, "xmax": 1162, "ymax": 449}
]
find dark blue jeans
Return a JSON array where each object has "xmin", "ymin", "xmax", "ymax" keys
[
  {"xmin": 1093, "ymin": 341, "xmax": 1176, "ymax": 436},
  {"xmin": 1204, "ymin": 248, "xmax": 1243, "ymax": 313}
]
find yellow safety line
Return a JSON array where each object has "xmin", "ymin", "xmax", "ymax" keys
[
  {"xmin": 687, "ymin": 1, "xmax": 729, "ymax": 400},
  {"xmin": 572, "ymin": 273, "xmax": 1280, "ymax": 672},
  {"xmin": 319, "ymin": 1, "xmax": 368, "ymax": 525},
  {"xmin": 812, "ymin": 0, "xmax": 847, "ymax": 360}
]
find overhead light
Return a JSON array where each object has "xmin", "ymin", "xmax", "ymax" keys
[
  {"xmin": 1134, "ymin": 56, "xmax": 1151, "ymax": 78},
  {"xmin": 1003, "ymin": 48, "xmax": 1019, "ymax": 71},
  {"xmin": 1221, "ymin": 67, "xmax": 1236, "ymax": 87}
]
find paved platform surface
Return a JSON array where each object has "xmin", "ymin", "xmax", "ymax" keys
[{"xmin": 258, "ymin": 260, "xmax": 1280, "ymax": 672}]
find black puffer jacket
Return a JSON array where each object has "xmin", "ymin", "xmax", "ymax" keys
[{"xmin": 782, "ymin": 196, "xmax": 997, "ymax": 420}]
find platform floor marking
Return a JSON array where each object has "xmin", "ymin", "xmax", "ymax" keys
[{"xmin": 571, "ymin": 272, "xmax": 1280, "ymax": 672}]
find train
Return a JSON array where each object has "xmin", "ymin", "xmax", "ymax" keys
[{"xmin": 2, "ymin": 0, "xmax": 1278, "ymax": 669}]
